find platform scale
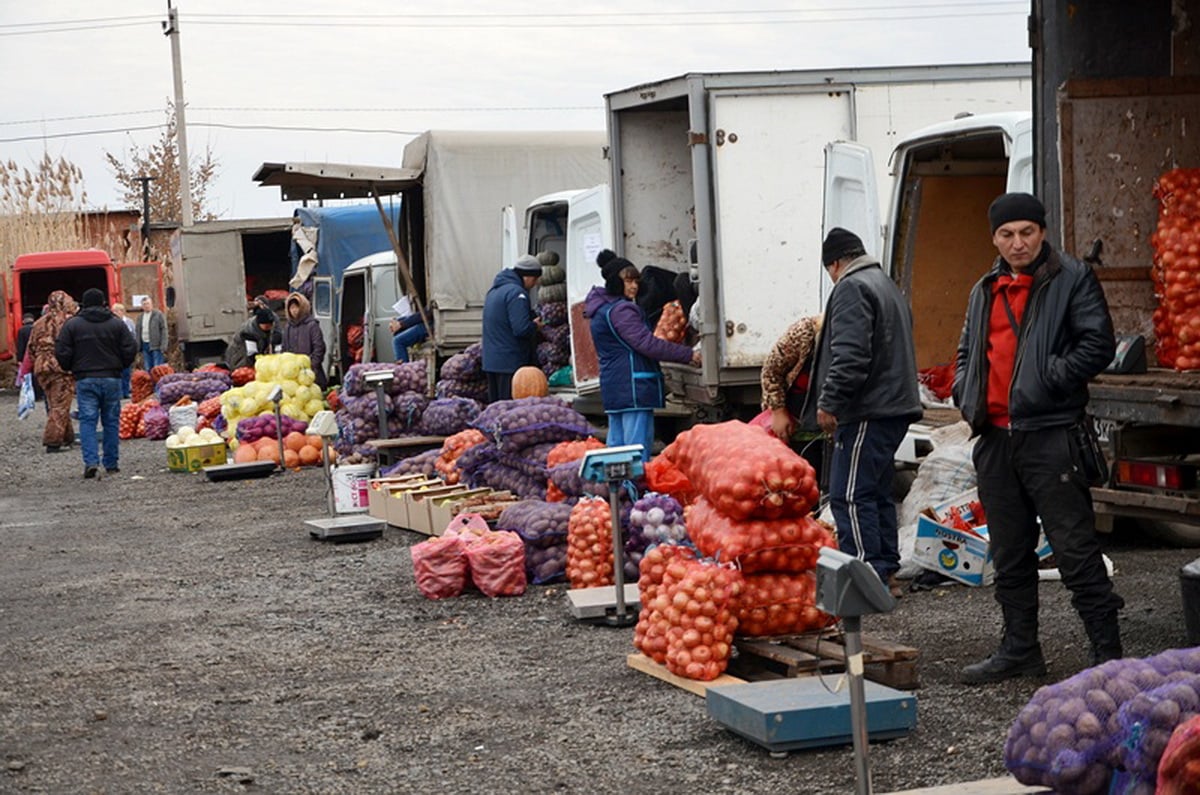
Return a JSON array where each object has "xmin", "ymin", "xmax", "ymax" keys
[
  {"xmin": 203, "ymin": 384, "xmax": 288, "ymax": 482},
  {"xmin": 706, "ymin": 549, "xmax": 916, "ymax": 792},
  {"xmin": 303, "ymin": 409, "xmax": 384, "ymax": 543},
  {"xmin": 566, "ymin": 444, "xmax": 645, "ymax": 626}
]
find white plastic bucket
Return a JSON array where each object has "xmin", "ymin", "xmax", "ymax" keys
[{"xmin": 331, "ymin": 463, "xmax": 375, "ymax": 514}]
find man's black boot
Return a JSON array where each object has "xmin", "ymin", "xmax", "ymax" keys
[
  {"xmin": 1084, "ymin": 611, "xmax": 1123, "ymax": 667},
  {"xmin": 962, "ymin": 606, "xmax": 1047, "ymax": 685}
]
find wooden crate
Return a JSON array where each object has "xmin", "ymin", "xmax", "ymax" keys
[{"xmin": 729, "ymin": 630, "xmax": 920, "ymax": 690}]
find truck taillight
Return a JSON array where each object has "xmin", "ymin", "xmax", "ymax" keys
[{"xmin": 1115, "ymin": 460, "xmax": 1187, "ymax": 490}]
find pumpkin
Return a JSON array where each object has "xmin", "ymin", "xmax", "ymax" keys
[{"xmin": 512, "ymin": 366, "xmax": 549, "ymax": 399}]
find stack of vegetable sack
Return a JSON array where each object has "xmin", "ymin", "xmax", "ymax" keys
[
  {"xmin": 219, "ymin": 353, "xmax": 327, "ymax": 444},
  {"xmin": 535, "ymin": 260, "xmax": 571, "ymax": 377},
  {"xmin": 1151, "ymin": 168, "xmax": 1200, "ymax": 369},
  {"xmin": 436, "ymin": 342, "xmax": 488, "ymax": 402},
  {"xmin": 333, "ymin": 361, "xmax": 428, "ymax": 458},
  {"xmin": 664, "ymin": 420, "xmax": 836, "ymax": 637},
  {"xmin": 496, "ymin": 500, "xmax": 574, "ymax": 584}
]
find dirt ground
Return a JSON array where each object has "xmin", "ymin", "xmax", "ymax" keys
[{"xmin": 0, "ymin": 388, "xmax": 1196, "ymax": 794}]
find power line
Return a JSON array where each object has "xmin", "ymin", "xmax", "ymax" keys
[
  {"xmin": 0, "ymin": 14, "xmax": 157, "ymax": 29},
  {"xmin": 0, "ymin": 20, "xmax": 155, "ymax": 37},
  {"xmin": 0, "ymin": 124, "xmax": 165, "ymax": 144}
]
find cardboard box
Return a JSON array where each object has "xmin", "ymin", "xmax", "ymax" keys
[
  {"xmin": 381, "ymin": 478, "xmax": 443, "ymax": 529},
  {"xmin": 366, "ymin": 475, "xmax": 427, "ymax": 520},
  {"xmin": 913, "ymin": 515, "xmax": 994, "ymax": 586},
  {"xmin": 426, "ymin": 488, "xmax": 496, "ymax": 536},
  {"xmin": 405, "ymin": 485, "xmax": 483, "ymax": 535},
  {"xmin": 167, "ymin": 442, "xmax": 229, "ymax": 473}
]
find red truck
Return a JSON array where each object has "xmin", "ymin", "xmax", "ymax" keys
[{"xmin": 2, "ymin": 250, "xmax": 162, "ymax": 361}]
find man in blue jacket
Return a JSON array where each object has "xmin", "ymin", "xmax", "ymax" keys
[
  {"xmin": 482, "ymin": 255, "xmax": 543, "ymax": 402},
  {"xmin": 802, "ymin": 228, "xmax": 922, "ymax": 597},
  {"xmin": 954, "ymin": 193, "xmax": 1123, "ymax": 683}
]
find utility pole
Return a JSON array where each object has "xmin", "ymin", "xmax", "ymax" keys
[
  {"xmin": 137, "ymin": 175, "xmax": 155, "ymax": 259},
  {"xmin": 163, "ymin": 0, "xmax": 193, "ymax": 227}
]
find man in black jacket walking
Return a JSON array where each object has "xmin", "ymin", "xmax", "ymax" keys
[
  {"xmin": 803, "ymin": 228, "xmax": 922, "ymax": 596},
  {"xmin": 954, "ymin": 193, "xmax": 1123, "ymax": 684},
  {"xmin": 56, "ymin": 288, "xmax": 139, "ymax": 479}
]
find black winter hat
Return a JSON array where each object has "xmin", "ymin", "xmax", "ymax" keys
[
  {"xmin": 82, "ymin": 288, "xmax": 106, "ymax": 308},
  {"xmin": 822, "ymin": 227, "xmax": 866, "ymax": 267},
  {"xmin": 597, "ymin": 249, "xmax": 637, "ymax": 295},
  {"xmin": 988, "ymin": 192, "xmax": 1046, "ymax": 233},
  {"xmin": 254, "ymin": 307, "xmax": 275, "ymax": 325}
]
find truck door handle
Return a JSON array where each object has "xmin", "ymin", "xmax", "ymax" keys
[{"xmin": 221, "ymin": 308, "xmax": 240, "ymax": 314}]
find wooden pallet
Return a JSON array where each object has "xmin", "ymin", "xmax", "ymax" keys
[
  {"xmin": 729, "ymin": 630, "xmax": 920, "ymax": 690},
  {"xmin": 626, "ymin": 653, "xmax": 746, "ymax": 697}
]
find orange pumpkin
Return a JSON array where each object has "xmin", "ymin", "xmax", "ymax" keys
[
  {"xmin": 233, "ymin": 445, "xmax": 258, "ymax": 464},
  {"xmin": 284, "ymin": 431, "xmax": 307, "ymax": 452},
  {"xmin": 512, "ymin": 366, "xmax": 549, "ymax": 399}
]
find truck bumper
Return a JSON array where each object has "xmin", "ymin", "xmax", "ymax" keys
[{"xmin": 1090, "ymin": 486, "xmax": 1200, "ymax": 523}]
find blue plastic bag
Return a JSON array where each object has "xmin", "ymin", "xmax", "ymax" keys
[{"xmin": 17, "ymin": 374, "xmax": 34, "ymax": 420}]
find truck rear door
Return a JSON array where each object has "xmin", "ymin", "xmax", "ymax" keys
[
  {"xmin": 711, "ymin": 90, "xmax": 852, "ymax": 369},
  {"xmin": 177, "ymin": 229, "xmax": 248, "ymax": 343},
  {"xmin": 565, "ymin": 184, "xmax": 612, "ymax": 394},
  {"xmin": 115, "ymin": 261, "xmax": 164, "ymax": 310},
  {"xmin": 822, "ymin": 140, "xmax": 882, "ymax": 305}
]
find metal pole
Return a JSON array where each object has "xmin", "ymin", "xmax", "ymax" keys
[
  {"xmin": 137, "ymin": 175, "xmax": 155, "ymax": 259},
  {"xmin": 607, "ymin": 481, "xmax": 630, "ymax": 625},
  {"xmin": 274, "ymin": 400, "xmax": 285, "ymax": 472},
  {"xmin": 163, "ymin": 1, "xmax": 193, "ymax": 227},
  {"xmin": 374, "ymin": 382, "xmax": 390, "ymax": 441},
  {"xmin": 321, "ymin": 438, "xmax": 335, "ymax": 516},
  {"xmin": 843, "ymin": 615, "xmax": 873, "ymax": 795}
]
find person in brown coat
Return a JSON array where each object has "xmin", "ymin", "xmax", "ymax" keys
[
  {"xmin": 760, "ymin": 315, "xmax": 825, "ymax": 481},
  {"xmin": 28, "ymin": 290, "xmax": 78, "ymax": 452}
]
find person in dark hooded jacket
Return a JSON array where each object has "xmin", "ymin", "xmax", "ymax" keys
[
  {"xmin": 481, "ymin": 255, "xmax": 543, "ymax": 402},
  {"xmin": 281, "ymin": 292, "xmax": 327, "ymax": 388},
  {"xmin": 225, "ymin": 308, "xmax": 278, "ymax": 370},
  {"xmin": 584, "ymin": 249, "xmax": 699, "ymax": 454},
  {"xmin": 56, "ymin": 288, "xmax": 138, "ymax": 478}
]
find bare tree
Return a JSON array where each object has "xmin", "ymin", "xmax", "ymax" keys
[{"xmin": 105, "ymin": 101, "xmax": 220, "ymax": 226}]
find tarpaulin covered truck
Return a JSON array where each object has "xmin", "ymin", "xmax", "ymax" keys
[
  {"xmin": 254, "ymin": 131, "xmax": 609, "ymax": 367},
  {"xmin": 826, "ymin": 1, "xmax": 1200, "ymax": 544}
]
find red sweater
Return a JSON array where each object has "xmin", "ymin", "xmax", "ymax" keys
[{"xmin": 986, "ymin": 272, "xmax": 1033, "ymax": 428}]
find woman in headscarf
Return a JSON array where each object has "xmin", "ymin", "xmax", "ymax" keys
[
  {"xmin": 280, "ymin": 291, "xmax": 328, "ymax": 388},
  {"xmin": 28, "ymin": 290, "xmax": 78, "ymax": 452},
  {"xmin": 760, "ymin": 314, "xmax": 825, "ymax": 482}
]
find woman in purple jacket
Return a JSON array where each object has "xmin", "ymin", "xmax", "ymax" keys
[
  {"xmin": 281, "ymin": 292, "xmax": 328, "ymax": 388},
  {"xmin": 584, "ymin": 250, "xmax": 700, "ymax": 454}
]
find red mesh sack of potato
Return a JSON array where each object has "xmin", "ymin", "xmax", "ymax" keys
[
  {"xmin": 435, "ymin": 429, "xmax": 487, "ymax": 485},
  {"xmin": 663, "ymin": 558, "xmax": 743, "ymax": 681},
  {"xmin": 149, "ymin": 364, "xmax": 174, "ymax": 384},
  {"xmin": 735, "ymin": 571, "xmax": 836, "ymax": 636},
  {"xmin": 1158, "ymin": 713, "xmax": 1200, "ymax": 794},
  {"xmin": 119, "ymin": 400, "xmax": 151, "ymax": 440},
  {"xmin": 687, "ymin": 497, "xmax": 836, "ymax": 573},
  {"xmin": 231, "ymin": 366, "xmax": 256, "ymax": 387},
  {"xmin": 663, "ymin": 420, "xmax": 819, "ymax": 519},
  {"xmin": 411, "ymin": 535, "xmax": 468, "ymax": 600},
  {"xmin": 1151, "ymin": 168, "xmax": 1200, "ymax": 369},
  {"xmin": 634, "ymin": 542, "xmax": 698, "ymax": 663},
  {"xmin": 463, "ymin": 530, "xmax": 527, "ymax": 597},
  {"xmin": 197, "ymin": 396, "xmax": 223, "ymax": 420},
  {"xmin": 653, "ymin": 299, "xmax": 687, "ymax": 343},
  {"xmin": 131, "ymin": 370, "xmax": 154, "ymax": 403},
  {"xmin": 566, "ymin": 496, "xmax": 614, "ymax": 589}
]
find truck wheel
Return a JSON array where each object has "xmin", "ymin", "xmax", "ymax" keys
[{"xmin": 1142, "ymin": 519, "xmax": 1200, "ymax": 548}]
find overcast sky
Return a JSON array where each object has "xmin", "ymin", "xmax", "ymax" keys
[{"xmin": 0, "ymin": 1, "xmax": 1030, "ymax": 220}]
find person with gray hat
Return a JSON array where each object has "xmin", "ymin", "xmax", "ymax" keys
[
  {"xmin": 801, "ymin": 227, "xmax": 922, "ymax": 598},
  {"xmin": 55, "ymin": 288, "xmax": 138, "ymax": 478},
  {"xmin": 481, "ymin": 255, "xmax": 543, "ymax": 402},
  {"xmin": 954, "ymin": 192, "xmax": 1123, "ymax": 684}
]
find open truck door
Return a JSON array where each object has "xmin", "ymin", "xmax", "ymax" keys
[
  {"xmin": 1008, "ymin": 115, "xmax": 1035, "ymax": 193},
  {"xmin": 115, "ymin": 261, "xmax": 164, "ymax": 310},
  {"xmin": 565, "ymin": 184, "xmax": 612, "ymax": 395},
  {"xmin": 500, "ymin": 205, "xmax": 519, "ymax": 270},
  {"xmin": 822, "ymin": 141, "xmax": 881, "ymax": 305}
]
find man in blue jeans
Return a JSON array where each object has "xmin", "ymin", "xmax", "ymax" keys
[{"xmin": 55, "ymin": 289, "xmax": 139, "ymax": 478}]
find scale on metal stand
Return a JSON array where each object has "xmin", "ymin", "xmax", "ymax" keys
[
  {"xmin": 706, "ymin": 548, "xmax": 916, "ymax": 782},
  {"xmin": 304, "ymin": 409, "xmax": 385, "ymax": 543},
  {"xmin": 566, "ymin": 444, "xmax": 645, "ymax": 626},
  {"xmin": 203, "ymin": 384, "xmax": 287, "ymax": 482}
]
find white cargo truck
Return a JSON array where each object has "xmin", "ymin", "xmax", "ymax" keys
[{"xmin": 544, "ymin": 63, "xmax": 1030, "ymax": 412}]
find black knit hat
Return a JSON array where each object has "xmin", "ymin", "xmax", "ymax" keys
[
  {"xmin": 254, "ymin": 307, "xmax": 275, "ymax": 325},
  {"xmin": 822, "ymin": 227, "xmax": 866, "ymax": 267},
  {"xmin": 988, "ymin": 192, "xmax": 1046, "ymax": 233},
  {"xmin": 82, "ymin": 288, "xmax": 106, "ymax": 308},
  {"xmin": 597, "ymin": 249, "xmax": 636, "ymax": 295}
]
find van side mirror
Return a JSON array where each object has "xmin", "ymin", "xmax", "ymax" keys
[{"xmin": 165, "ymin": 287, "xmax": 176, "ymax": 309}]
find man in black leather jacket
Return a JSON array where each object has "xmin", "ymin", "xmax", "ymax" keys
[
  {"xmin": 803, "ymin": 228, "xmax": 922, "ymax": 596},
  {"xmin": 954, "ymin": 192, "xmax": 1124, "ymax": 684}
]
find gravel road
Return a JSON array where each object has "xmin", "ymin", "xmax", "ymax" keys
[{"xmin": 0, "ymin": 389, "xmax": 1195, "ymax": 794}]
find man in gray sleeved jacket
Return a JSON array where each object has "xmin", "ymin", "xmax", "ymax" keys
[
  {"xmin": 802, "ymin": 228, "xmax": 922, "ymax": 596},
  {"xmin": 954, "ymin": 193, "xmax": 1122, "ymax": 684}
]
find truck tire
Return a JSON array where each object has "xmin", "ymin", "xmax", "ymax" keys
[{"xmin": 1142, "ymin": 519, "xmax": 1200, "ymax": 548}]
